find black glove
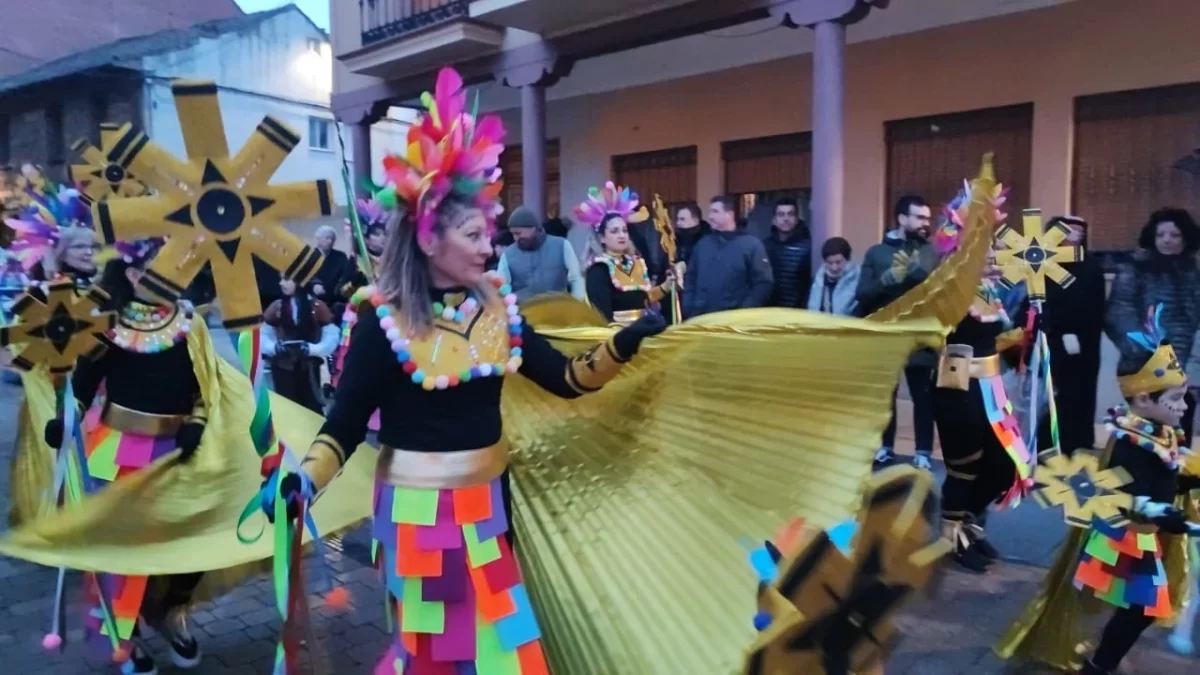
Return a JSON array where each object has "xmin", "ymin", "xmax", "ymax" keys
[
  {"xmin": 1177, "ymin": 474, "xmax": 1200, "ymax": 495},
  {"xmin": 612, "ymin": 312, "xmax": 667, "ymax": 358},
  {"xmin": 175, "ymin": 422, "xmax": 205, "ymax": 463},
  {"xmin": 43, "ymin": 419, "xmax": 64, "ymax": 449},
  {"xmin": 1150, "ymin": 506, "xmax": 1191, "ymax": 535},
  {"xmin": 263, "ymin": 472, "xmax": 305, "ymax": 524}
]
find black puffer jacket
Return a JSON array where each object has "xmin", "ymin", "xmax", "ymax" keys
[{"xmin": 1105, "ymin": 250, "xmax": 1200, "ymax": 365}]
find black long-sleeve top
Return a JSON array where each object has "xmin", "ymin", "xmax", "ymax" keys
[
  {"xmin": 1108, "ymin": 434, "xmax": 1180, "ymax": 505},
  {"xmin": 946, "ymin": 312, "xmax": 1006, "ymax": 358},
  {"xmin": 72, "ymin": 310, "xmax": 201, "ymax": 416},
  {"xmin": 320, "ymin": 296, "xmax": 621, "ymax": 460}
]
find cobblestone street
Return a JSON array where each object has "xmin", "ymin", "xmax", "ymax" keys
[{"xmin": 0, "ymin": 379, "xmax": 1195, "ymax": 674}]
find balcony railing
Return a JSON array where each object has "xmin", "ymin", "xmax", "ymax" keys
[{"xmin": 361, "ymin": 0, "xmax": 469, "ymax": 46}]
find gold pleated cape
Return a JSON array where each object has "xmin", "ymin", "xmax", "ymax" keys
[{"xmin": 0, "ymin": 319, "xmax": 377, "ymax": 577}]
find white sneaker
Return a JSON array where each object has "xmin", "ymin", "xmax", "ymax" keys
[
  {"xmin": 913, "ymin": 454, "xmax": 933, "ymax": 471},
  {"xmin": 873, "ymin": 447, "xmax": 895, "ymax": 464}
]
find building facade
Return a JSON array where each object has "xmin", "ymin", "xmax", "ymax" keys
[
  {"xmin": 329, "ymin": 0, "xmax": 1200, "ymax": 267},
  {"xmin": 0, "ymin": 6, "xmax": 411, "ymax": 208}
]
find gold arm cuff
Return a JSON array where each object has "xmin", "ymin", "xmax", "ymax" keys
[
  {"xmin": 377, "ymin": 440, "xmax": 509, "ymax": 489},
  {"xmin": 611, "ymin": 309, "xmax": 644, "ymax": 327},
  {"xmin": 648, "ymin": 285, "xmax": 666, "ymax": 303},
  {"xmin": 996, "ymin": 328, "xmax": 1025, "ymax": 353},
  {"xmin": 566, "ymin": 339, "xmax": 628, "ymax": 394},
  {"xmin": 312, "ymin": 434, "xmax": 346, "ymax": 464},
  {"xmin": 102, "ymin": 403, "xmax": 185, "ymax": 436},
  {"xmin": 301, "ymin": 443, "xmax": 343, "ymax": 492}
]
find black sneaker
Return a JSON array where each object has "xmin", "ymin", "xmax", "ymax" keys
[
  {"xmin": 129, "ymin": 646, "xmax": 158, "ymax": 675},
  {"xmin": 942, "ymin": 520, "xmax": 989, "ymax": 574},
  {"xmin": 159, "ymin": 613, "xmax": 202, "ymax": 669},
  {"xmin": 964, "ymin": 522, "xmax": 1000, "ymax": 561}
]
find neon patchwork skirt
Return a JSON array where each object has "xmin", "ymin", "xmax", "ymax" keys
[
  {"xmin": 373, "ymin": 476, "xmax": 550, "ymax": 675},
  {"xmin": 81, "ymin": 411, "xmax": 180, "ymax": 654},
  {"xmin": 1073, "ymin": 519, "xmax": 1171, "ymax": 619},
  {"xmin": 978, "ymin": 374, "xmax": 1034, "ymax": 507}
]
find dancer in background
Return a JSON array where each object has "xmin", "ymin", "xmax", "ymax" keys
[
  {"xmin": 577, "ymin": 183, "xmax": 674, "ymax": 326},
  {"xmin": 43, "ymin": 238, "xmax": 210, "ymax": 674},
  {"xmin": 930, "ymin": 189, "xmax": 1032, "ymax": 573},
  {"xmin": 262, "ymin": 278, "xmax": 340, "ymax": 413}
]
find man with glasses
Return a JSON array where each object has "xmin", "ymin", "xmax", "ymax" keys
[{"xmin": 857, "ymin": 195, "xmax": 938, "ymax": 470}]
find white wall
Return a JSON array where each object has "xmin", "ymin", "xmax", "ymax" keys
[{"xmin": 137, "ymin": 7, "xmax": 410, "ymax": 205}]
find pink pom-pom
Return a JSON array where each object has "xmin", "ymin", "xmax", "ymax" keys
[
  {"xmin": 503, "ymin": 294, "xmax": 516, "ymax": 306},
  {"xmin": 41, "ymin": 634, "xmax": 62, "ymax": 650},
  {"xmin": 380, "ymin": 316, "xmax": 396, "ymax": 331},
  {"xmin": 112, "ymin": 647, "xmax": 129, "ymax": 663}
]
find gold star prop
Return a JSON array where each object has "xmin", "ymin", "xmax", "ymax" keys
[
  {"xmin": 69, "ymin": 122, "xmax": 150, "ymax": 204},
  {"xmin": 1032, "ymin": 453, "xmax": 1133, "ymax": 529},
  {"xmin": 91, "ymin": 80, "xmax": 331, "ymax": 331},
  {"xmin": 745, "ymin": 466, "xmax": 951, "ymax": 675},
  {"xmin": 652, "ymin": 194, "xmax": 677, "ymax": 264},
  {"xmin": 0, "ymin": 279, "xmax": 114, "ymax": 374},
  {"xmin": 995, "ymin": 209, "xmax": 1083, "ymax": 301}
]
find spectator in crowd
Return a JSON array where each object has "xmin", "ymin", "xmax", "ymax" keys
[
  {"xmin": 1034, "ymin": 216, "xmax": 1107, "ymax": 454},
  {"xmin": 673, "ymin": 201, "xmax": 709, "ymax": 266},
  {"xmin": 497, "ymin": 206, "xmax": 586, "ymax": 302},
  {"xmin": 763, "ymin": 198, "xmax": 812, "ymax": 308},
  {"xmin": 857, "ymin": 195, "xmax": 938, "ymax": 469},
  {"xmin": 806, "ymin": 236, "xmax": 859, "ymax": 316},
  {"xmin": 488, "ymin": 227, "xmax": 514, "ymax": 271},
  {"xmin": 1106, "ymin": 207, "xmax": 1200, "ymax": 443},
  {"xmin": 682, "ymin": 195, "xmax": 773, "ymax": 318},
  {"xmin": 309, "ymin": 225, "xmax": 351, "ymax": 310},
  {"xmin": 262, "ymin": 278, "xmax": 340, "ymax": 413}
]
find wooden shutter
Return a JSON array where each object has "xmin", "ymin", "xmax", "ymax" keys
[
  {"xmin": 886, "ymin": 104, "xmax": 1033, "ymax": 234},
  {"xmin": 722, "ymin": 132, "xmax": 812, "ymax": 194},
  {"xmin": 612, "ymin": 146, "xmax": 698, "ymax": 211},
  {"xmin": 498, "ymin": 138, "xmax": 561, "ymax": 220},
  {"xmin": 1073, "ymin": 83, "xmax": 1200, "ymax": 252}
]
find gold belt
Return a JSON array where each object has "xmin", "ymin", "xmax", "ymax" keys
[
  {"xmin": 936, "ymin": 346, "xmax": 1000, "ymax": 391},
  {"xmin": 377, "ymin": 441, "xmax": 509, "ymax": 489},
  {"xmin": 102, "ymin": 403, "xmax": 185, "ymax": 436},
  {"xmin": 611, "ymin": 309, "xmax": 644, "ymax": 327}
]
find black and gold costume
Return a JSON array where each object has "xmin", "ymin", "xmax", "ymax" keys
[{"xmin": 584, "ymin": 253, "xmax": 668, "ymax": 326}]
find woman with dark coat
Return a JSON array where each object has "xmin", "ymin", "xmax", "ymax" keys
[{"xmin": 1105, "ymin": 208, "xmax": 1200, "ymax": 443}]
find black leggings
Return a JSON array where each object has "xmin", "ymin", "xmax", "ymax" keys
[
  {"xmin": 934, "ymin": 384, "xmax": 1015, "ymax": 520},
  {"xmin": 1092, "ymin": 605, "xmax": 1155, "ymax": 672},
  {"xmin": 141, "ymin": 572, "xmax": 204, "ymax": 626}
]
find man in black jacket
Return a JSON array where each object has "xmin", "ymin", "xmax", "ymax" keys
[
  {"xmin": 856, "ymin": 195, "xmax": 938, "ymax": 469},
  {"xmin": 309, "ymin": 225, "xmax": 351, "ymax": 311},
  {"xmin": 763, "ymin": 198, "xmax": 812, "ymax": 308},
  {"xmin": 1037, "ymin": 216, "xmax": 1106, "ymax": 454},
  {"xmin": 682, "ymin": 196, "xmax": 773, "ymax": 318}
]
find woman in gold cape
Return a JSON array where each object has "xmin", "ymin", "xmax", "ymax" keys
[{"xmin": 1, "ymin": 151, "xmax": 1002, "ymax": 675}]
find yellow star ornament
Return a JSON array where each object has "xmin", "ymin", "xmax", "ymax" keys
[
  {"xmin": 745, "ymin": 467, "xmax": 950, "ymax": 675},
  {"xmin": 1031, "ymin": 453, "xmax": 1133, "ymax": 529},
  {"xmin": 69, "ymin": 122, "xmax": 150, "ymax": 203},
  {"xmin": 91, "ymin": 80, "xmax": 331, "ymax": 330},
  {"xmin": 0, "ymin": 280, "xmax": 115, "ymax": 374},
  {"xmin": 995, "ymin": 209, "xmax": 1083, "ymax": 301}
]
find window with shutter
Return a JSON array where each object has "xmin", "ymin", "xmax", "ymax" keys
[
  {"xmin": 1073, "ymin": 83, "xmax": 1200, "ymax": 253},
  {"xmin": 498, "ymin": 139, "xmax": 561, "ymax": 222},
  {"xmin": 722, "ymin": 132, "xmax": 813, "ymax": 236},
  {"xmin": 611, "ymin": 146, "xmax": 698, "ymax": 214},
  {"xmin": 885, "ymin": 104, "xmax": 1033, "ymax": 238}
]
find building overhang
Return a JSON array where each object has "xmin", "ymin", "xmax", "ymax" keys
[
  {"xmin": 470, "ymin": 0, "xmax": 698, "ymax": 36},
  {"xmin": 341, "ymin": 21, "xmax": 504, "ymax": 80}
]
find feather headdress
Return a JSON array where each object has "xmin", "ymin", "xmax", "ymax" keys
[
  {"xmin": 931, "ymin": 179, "xmax": 1008, "ymax": 257},
  {"xmin": 5, "ymin": 180, "xmax": 95, "ymax": 272},
  {"xmin": 380, "ymin": 67, "xmax": 505, "ymax": 244},
  {"xmin": 574, "ymin": 181, "xmax": 650, "ymax": 232},
  {"xmin": 1119, "ymin": 303, "xmax": 1187, "ymax": 397}
]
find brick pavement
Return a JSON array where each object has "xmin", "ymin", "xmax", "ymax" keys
[{"xmin": 0, "ymin": 378, "xmax": 1195, "ymax": 674}]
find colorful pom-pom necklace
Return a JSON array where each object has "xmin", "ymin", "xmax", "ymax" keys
[
  {"xmin": 365, "ymin": 272, "xmax": 523, "ymax": 391},
  {"xmin": 111, "ymin": 302, "xmax": 191, "ymax": 353},
  {"xmin": 1104, "ymin": 405, "xmax": 1183, "ymax": 469}
]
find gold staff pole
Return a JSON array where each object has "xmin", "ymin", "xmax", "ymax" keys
[{"xmin": 652, "ymin": 194, "xmax": 682, "ymax": 324}]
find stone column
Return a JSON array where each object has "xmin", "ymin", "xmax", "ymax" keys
[
  {"xmin": 811, "ymin": 20, "xmax": 846, "ymax": 255},
  {"xmin": 351, "ymin": 120, "xmax": 373, "ymax": 190},
  {"xmin": 520, "ymin": 84, "xmax": 548, "ymax": 221}
]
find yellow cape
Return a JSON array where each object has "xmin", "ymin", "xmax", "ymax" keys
[{"xmin": 0, "ymin": 317, "xmax": 377, "ymax": 576}]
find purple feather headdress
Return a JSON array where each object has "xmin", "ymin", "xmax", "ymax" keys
[
  {"xmin": 930, "ymin": 179, "xmax": 1008, "ymax": 257},
  {"xmin": 115, "ymin": 237, "xmax": 165, "ymax": 267},
  {"xmin": 574, "ymin": 182, "xmax": 650, "ymax": 232}
]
